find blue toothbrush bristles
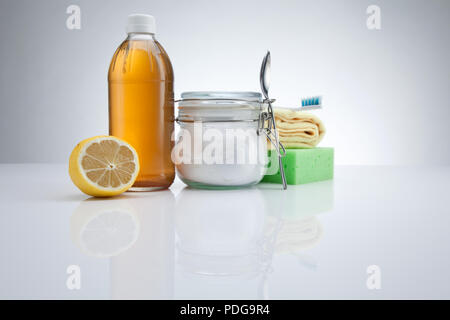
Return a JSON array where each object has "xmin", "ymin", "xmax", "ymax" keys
[{"xmin": 300, "ymin": 96, "xmax": 322, "ymax": 109}]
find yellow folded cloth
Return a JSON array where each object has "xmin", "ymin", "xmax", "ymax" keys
[{"xmin": 273, "ymin": 108, "xmax": 326, "ymax": 148}]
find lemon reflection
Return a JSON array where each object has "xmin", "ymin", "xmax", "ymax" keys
[{"xmin": 70, "ymin": 198, "xmax": 140, "ymax": 258}]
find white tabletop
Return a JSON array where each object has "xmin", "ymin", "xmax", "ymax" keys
[{"xmin": 0, "ymin": 164, "xmax": 449, "ymax": 299}]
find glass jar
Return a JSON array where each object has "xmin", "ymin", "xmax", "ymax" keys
[{"xmin": 174, "ymin": 92, "xmax": 269, "ymax": 189}]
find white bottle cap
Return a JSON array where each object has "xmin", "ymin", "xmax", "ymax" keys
[{"xmin": 126, "ymin": 14, "xmax": 156, "ymax": 34}]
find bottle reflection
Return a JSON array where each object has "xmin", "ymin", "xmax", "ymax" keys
[{"xmin": 70, "ymin": 190, "xmax": 175, "ymax": 299}]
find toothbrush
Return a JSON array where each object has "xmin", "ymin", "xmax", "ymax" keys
[{"xmin": 275, "ymin": 95, "xmax": 322, "ymax": 112}]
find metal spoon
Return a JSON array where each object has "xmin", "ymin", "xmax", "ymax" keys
[
  {"xmin": 260, "ymin": 51, "xmax": 287, "ymax": 190},
  {"xmin": 260, "ymin": 51, "xmax": 271, "ymax": 100}
]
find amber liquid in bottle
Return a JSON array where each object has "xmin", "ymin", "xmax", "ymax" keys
[{"xmin": 108, "ymin": 33, "xmax": 174, "ymax": 190}]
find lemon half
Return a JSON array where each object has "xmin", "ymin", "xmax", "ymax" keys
[{"xmin": 69, "ymin": 135, "xmax": 140, "ymax": 197}]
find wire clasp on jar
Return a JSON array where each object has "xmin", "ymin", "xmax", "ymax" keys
[{"xmin": 257, "ymin": 99, "xmax": 286, "ymax": 159}]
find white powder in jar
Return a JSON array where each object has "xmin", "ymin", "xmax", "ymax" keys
[{"xmin": 175, "ymin": 121, "xmax": 268, "ymax": 187}]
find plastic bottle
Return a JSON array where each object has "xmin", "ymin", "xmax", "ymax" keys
[{"xmin": 108, "ymin": 14, "xmax": 174, "ymax": 190}]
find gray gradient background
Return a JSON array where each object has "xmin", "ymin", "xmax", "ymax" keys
[{"xmin": 0, "ymin": 0, "xmax": 449, "ymax": 165}]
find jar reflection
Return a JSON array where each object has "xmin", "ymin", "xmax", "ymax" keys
[
  {"xmin": 175, "ymin": 187, "xmax": 266, "ymax": 277},
  {"xmin": 173, "ymin": 182, "xmax": 332, "ymax": 299}
]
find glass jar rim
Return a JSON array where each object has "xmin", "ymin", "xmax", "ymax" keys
[
  {"xmin": 177, "ymin": 91, "xmax": 265, "ymax": 122},
  {"xmin": 180, "ymin": 91, "xmax": 262, "ymax": 102}
]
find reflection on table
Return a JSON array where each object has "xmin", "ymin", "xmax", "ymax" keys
[{"xmin": 69, "ymin": 180, "xmax": 334, "ymax": 299}]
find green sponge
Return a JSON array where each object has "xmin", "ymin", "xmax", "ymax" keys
[{"xmin": 262, "ymin": 148, "xmax": 334, "ymax": 185}]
